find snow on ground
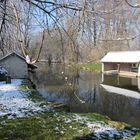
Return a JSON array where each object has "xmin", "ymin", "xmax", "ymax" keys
[
  {"xmin": 86, "ymin": 122, "xmax": 134, "ymax": 139},
  {"xmin": 0, "ymin": 79, "xmax": 46, "ymax": 118},
  {"xmin": 73, "ymin": 114, "xmax": 137, "ymax": 139}
]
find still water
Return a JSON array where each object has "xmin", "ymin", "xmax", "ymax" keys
[{"xmin": 31, "ymin": 63, "xmax": 140, "ymax": 128}]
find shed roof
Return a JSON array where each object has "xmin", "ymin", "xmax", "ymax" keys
[
  {"xmin": 101, "ymin": 51, "xmax": 140, "ymax": 63},
  {"xmin": 0, "ymin": 52, "xmax": 25, "ymax": 62},
  {"xmin": 0, "ymin": 52, "xmax": 37, "ymax": 69}
]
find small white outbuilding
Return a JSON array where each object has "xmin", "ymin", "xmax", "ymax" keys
[
  {"xmin": 0, "ymin": 52, "xmax": 37, "ymax": 79},
  {"xmin": 101, "ymin": 51, "xmax": 140, "ymax": 77}
]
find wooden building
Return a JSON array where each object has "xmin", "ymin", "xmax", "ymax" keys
[
  {"xmin": 0, "ymin": 52, "xmax": 37, "ymax": 79},
  {"xmin": 101, "ymin": 51, "xmax": 140, "ymax": 78}
]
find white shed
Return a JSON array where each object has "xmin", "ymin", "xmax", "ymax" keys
[{"xmin": 101, "ymin": 51, "xmax": 140, "ymax": 77}]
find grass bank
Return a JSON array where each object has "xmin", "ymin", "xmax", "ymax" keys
[
  {"xmin": 0, "ymin": 111, "xmax": 139, "ymax": 140},
  {"xmin": 69, "ymin": 63, "xmax": 101, "ymax": 72}
]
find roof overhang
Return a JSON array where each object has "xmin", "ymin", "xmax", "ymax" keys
[{"xmin": 101, "ymin": 51, "xmax": 140, "ymax": 63}]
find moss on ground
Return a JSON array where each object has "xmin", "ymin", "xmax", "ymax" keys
[
  {"xmin": 0, "ymin": 111, "xmax": 139, "ymax": 140},
  {"xmin": 136, "ymin": 132, "xmax": 140, "ymax": 139},
  {"xmin": 0, "ymin": 112, "xmax": 89, "ymax": 140},
  {"xmin": 80, "ymin": 113, "xmax": 110, "ymax": 123}
]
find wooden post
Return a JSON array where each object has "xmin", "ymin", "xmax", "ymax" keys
[
  {"xmin": 138, "ymin": 77, "xmax": 140, "ymax": 90},
  {"xmin": 101, "ymin": 73, "xmax": 104, "ymax": 83},
  {"xmin": 117, "ymin": 75, "xmax": 120, "ymax": 85},
  {"xmin": 138, "ymin": 64, "xmax": 140, "ymax": 90},
  {"xmin": 102, "ymin": 63, "xmax": 104, "ymax": 73},
  {"xmin": 138, "ymin": 64, "xmax": 140, "ymax": 77},
  {"xmin": 6, "ymin": 76, "xmax": 11, "ymax": 84},
  {"xmin": 117, "ymin": 64, "xmax": 120, "ymax": 73}
]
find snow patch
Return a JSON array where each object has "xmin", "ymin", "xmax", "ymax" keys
[
  {"xmin": 73, "ymin": 114, "xmax": 136, "ymax": 139},
  {"xmin": 86, "ymin": 122, "xmax": 133, "ymax": 139},
  {"xmin": 0, "ymin": 79, "xmax": 47, "ymax": 118}
]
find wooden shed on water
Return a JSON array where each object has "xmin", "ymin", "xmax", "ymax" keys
[
  {"xmin": 0, "ymin": 52, "xmax": 37, "ymax": 79},
  {"xmin": 101, "ymin": 51, "xmax": 140, "ymax": 78}
]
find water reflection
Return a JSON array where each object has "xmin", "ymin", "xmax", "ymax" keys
[
  {"xmin": 102, "ymin": 74, "xmax": 138, "ymax": 91},
  {"xmin": 30, "ymin": 63, "xmax": 140, "ymax": 128}
]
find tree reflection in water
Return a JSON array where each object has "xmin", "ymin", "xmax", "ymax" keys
[{"xmin": 30, "ymin": 63, "xmax": 140, "ymax": 127}]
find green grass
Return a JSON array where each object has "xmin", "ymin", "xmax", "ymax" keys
[
  {"xmin": 0, "ymin": 112, "xmax": 95, "ymax": 140},
  {"xmin": 69, "ymin": 63, "xmax": 101, "ymax": 72},
  {"xmin": 0, "ymin": 112, "xmax": 139, "ymax": 140},
  {"xmin": 135, "ymin": 132, "xmax": 140, "ymax": 140},
  {"xmin": 80, "ymin": 113, "xmax": 110, "ymax": 123}
]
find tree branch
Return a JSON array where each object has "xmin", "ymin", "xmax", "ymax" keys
[{"xmin": 125, "ymin": 0, "xmax": 140, "ymax": 8}]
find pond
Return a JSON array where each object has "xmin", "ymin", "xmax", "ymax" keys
[{"xmin": 31, "ymin": 63, "xmax": 140, "ymax": 128}]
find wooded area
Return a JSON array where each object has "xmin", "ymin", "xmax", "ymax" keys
[{"xmin": 0, "ymin": 0, "xmax": 140, "ymax": 63}]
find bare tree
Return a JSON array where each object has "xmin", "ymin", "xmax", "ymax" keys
[{"xmin": 1, "ymin": 0, "xmax": 140, "ymax": 63}]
